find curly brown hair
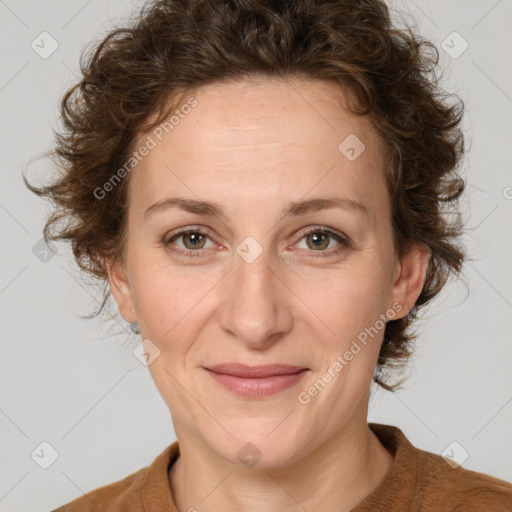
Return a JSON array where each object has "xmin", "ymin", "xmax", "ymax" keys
[{"xmin": 24, "ymin": 0, "xmax": 466, "ymax": 391}]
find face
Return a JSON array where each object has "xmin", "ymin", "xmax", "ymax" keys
[{"xmin": 108, "ymin": 77, "xmax": 428, "ymax": 467}]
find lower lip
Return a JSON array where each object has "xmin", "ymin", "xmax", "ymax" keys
[{"xmin": 205, "ymin": 369, "xmax": 309, "ymax": 398}]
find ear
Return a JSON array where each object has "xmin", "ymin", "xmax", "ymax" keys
[
  {"xmin": 388, "ymin": 243, "xmax": 431, "ymax": 319},
  {"xmin": 106, "ymin": 258, "xmax": 137, "ymax": 324}
]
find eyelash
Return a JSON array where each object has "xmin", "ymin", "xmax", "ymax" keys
[{"xmin": 162, "ymin": 225, "xmax": 351, "ymax": 259}]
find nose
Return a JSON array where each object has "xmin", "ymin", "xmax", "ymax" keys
[{"xmin": 216, "ymin": 245, "xmax": 294, "ymax": 350}]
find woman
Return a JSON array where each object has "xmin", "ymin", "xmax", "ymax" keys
[{"xmin": 25, "ymin": 0, "xmax": 512, "ymax": 510}]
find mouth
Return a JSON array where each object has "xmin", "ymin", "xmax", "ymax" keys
[{"xmin": 203, "ymin": 363, "xmax": 310, "ymax": 399}]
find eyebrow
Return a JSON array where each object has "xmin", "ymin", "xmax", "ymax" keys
[{"xmin": 144, "ymin": 196, "xmax": 370, "ymax": 220}]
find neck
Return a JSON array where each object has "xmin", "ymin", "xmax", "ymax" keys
[{"xmin": 168, "ymin": 416, "xmax": 394, "ymax": 512}]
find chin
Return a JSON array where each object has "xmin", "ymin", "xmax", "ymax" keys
[{"xmin": 208, "ymin": 421, "xmax": 308, "ymax": 469}]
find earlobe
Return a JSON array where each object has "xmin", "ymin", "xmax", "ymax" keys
[
  {"xmin": 389, "ymin": 243, "xmax": 431, "ymax": 320},
  {"xmin": 106, "ymin": 259, "xmax": 137, "ymax": 324}
]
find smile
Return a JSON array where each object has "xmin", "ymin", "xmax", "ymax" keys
[{"xmin": 203, "ymin": 367, "xmax": 310, "ymax": 398}]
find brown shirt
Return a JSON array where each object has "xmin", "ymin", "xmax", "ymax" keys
[{"xmin": 51, "ymin": 422, "xmax": 512, "ymax": 511}]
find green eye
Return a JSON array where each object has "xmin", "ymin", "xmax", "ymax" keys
[{"xmin": 296, "ymin": 227, "xmax": 351, "ymax": 255}]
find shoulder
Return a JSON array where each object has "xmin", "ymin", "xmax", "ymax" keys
[
  {"xmin": 50, "ymin": 466, "xmax": 148, "ymax": 512},
  {"xmin": 419, "ymin": 447, "xmax": 512, "ymax": 511},
  {"xmin": 49, "ymin": 442, "xmax": 179, "ymax": 512},
  {"xmin": 368, "ymin": 423, "xmax": 512, "ymax": 512}
]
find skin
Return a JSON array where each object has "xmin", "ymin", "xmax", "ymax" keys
[{"xmin": 108, "ymin": 77, "xmax": 430, "ymax": 512}]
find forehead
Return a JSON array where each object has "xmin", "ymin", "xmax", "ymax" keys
[{"xmin": 128, "ymin": 78, "xmax": 388, "ymax": 222}]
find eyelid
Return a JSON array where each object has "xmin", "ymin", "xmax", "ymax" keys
[
  {"xmin": 298, "ymin": 225, "xmax": 349, "ymax": 242},
  {"xmin": 163, "ymin": 225, "xmax": 216, "ymax": 244}
]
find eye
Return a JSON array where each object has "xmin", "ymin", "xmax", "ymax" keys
[
  {"xmin": 294, "ymin": 226, "xmax": 351, "ymax": 256},
  {"xmin": 162, "ymin": 225, "xmax": 351, "ymax": 260},
  {"xmin": 163, "ymin": 228, "xmax": 219, "ymax": 258}
]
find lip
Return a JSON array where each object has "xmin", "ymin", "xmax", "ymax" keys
[
  {"xmin": 203, "ymin": 364, "xmax": 309, "ymax": 398},
  {"xmin": 206, "ymin": 363, "xmax": 308, "ymax": 378}
]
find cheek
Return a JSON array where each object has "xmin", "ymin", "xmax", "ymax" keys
[
  {"xmin": 301, "ymin": 267, "xmax": 390, "ymax": 397},
  {"xmin": 294, "ymin": 260, "xmax": 392, "ymax": 340},
  {"xmin": 132, "ymin": 276, "xmax": 178, "ymax": 337},
  {"xmin": 129, "ymin": 256, "xmax": 215, "ymax": 354}
]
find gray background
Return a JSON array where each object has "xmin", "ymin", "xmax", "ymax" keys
[{"xmin": 1, "ymin": 0, "xmax": 511, "ymax": 510}]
